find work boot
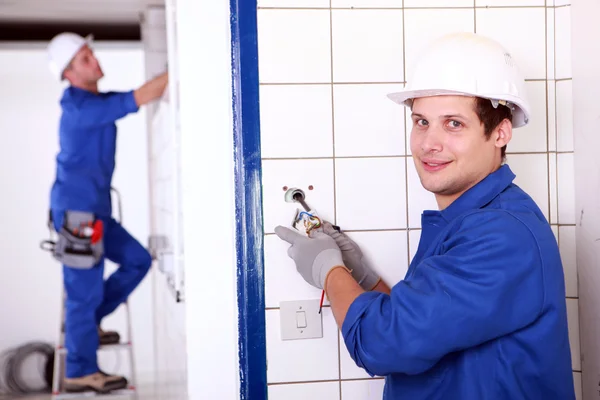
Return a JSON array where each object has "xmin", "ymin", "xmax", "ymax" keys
[
  {"xmin": 64, "ymin": 372, "xmax": 128, "ymax": 394},
  {"xmin": 98, "ymin": 326, "xmax": 121, "ymax": 345}
]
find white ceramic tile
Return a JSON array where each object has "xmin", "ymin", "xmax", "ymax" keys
[
  {"xmin": 559, "ymin": 226, "xmax": 577, "ymax": 298},
  {"xmin": 340, "ymin": 329, "xmax": 371, "ymax": 379},
  {"xmin": 555, "ymin": 6, "xmax": 572, "ymax": 79},
  {"xmin": 555, "ymin": 0, "xmax": 571, "ymax": 5},
  {"xmin": 335, "ymin": 158, "xmax": 407, "ymax": 230},
  {"xmin": 546, "ymin": 8, "xmax": 555, "ymax": 80},
  {"xmin": 405, "ymin": 106, "xmax": 413, "ymax": 156},
  {"xmin": 476, "ymin": 8, "xmax": 546, "ymax": 79},
  {"xmin": 331, "ymin": 10, "xmax": 404, "ymax": 83},
  {"xmin": 404, "ymin": 9, "xmax": 475, "ymax": 82},
  {"xmin": 476, "ymin": 0, "xmax": 544, "ymax": 5},
  {"xmin": 261, "ymin": 159, "xmax": 335, "ymax": 234},
  {"xmin": 259, "ymin": 0, "xmax": 329, "ymax": 7},
  {"xmin": 268, "ymin": 382, "xmax": 339, "ymax": 400},
  {"xmin": 260, "ymin": 85, "xmax": 333, "ymax": 158},
  {"xmin": 341, "ymin": 379, "xmax": 386, "ymax": 400},
  {"xmin": 556, "ymin": 80, "xmax": 574, "ymax": 152},
  {"xmin": 551, "ymin": 224, "xmax": 559, "ymax": 241},
  {"xmin": 332, "ymin": 0, "xmax": 402, "ymax": 6},
  {"xmin": 409, "ymin": 229, "xmax": 421, "ymax": 263},
  {"xmin": 548, "ymin": 81, "xmax": 557, "ymax": 151},
  {"xmin": 405, "ymin": 0, "xmax": 473, "ymax": 6},
  {"xmin": 264, "ymin": 234, "xmax": 328, "ymax": 307},
  {"xmin": 509, "ymin": 81, "xmax": 547, "ymax": 152},
  {"xmin": 345, "ymin": 230, "xmax": 409, "ymax": 289},
  {"xmin": 573, "ymin": 371, "xmax": 582, "ymax": 400},
  {"xmin": 557, "ymin": 153, "xmax": 576, "ymax": 224},
  {"xmin": 333, "ymin": 84, "xmax": 406, "ymax": 157},
  {"xmin": 549, "ymin": 153, "xmax": 558, "ymax": 224},
  {"xmin": 505, "ymin": 154, "xmax": 549, "ymax": 221},
  {"xmin": 407, "ymin": 157, "xmax": 439, "ymax": 229},
  {"xmin": 266, "ymin": 309, "xmax": 340, "ymax": 383},
  {"xmin": 566, "ymin": 298, "xmax": 580, "ymax": 371},
  {"xmin": 258, "ymin": 10, "xmax": 331, "ymax": 83}
]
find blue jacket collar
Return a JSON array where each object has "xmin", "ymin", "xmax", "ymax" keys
[{"xmin": 425, "ymin": 164, "xmax": 516, "ymax": 223}]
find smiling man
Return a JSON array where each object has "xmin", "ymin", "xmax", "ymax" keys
[
  {"xmin": 45, "ymin": 32, "xmax": 167, "ymax": 394},
  {"xmin": 275, "ymin": 32, "xmax": 575, "ymax": 399}
]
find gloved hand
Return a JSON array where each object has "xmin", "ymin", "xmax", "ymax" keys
[
  {"xmin": 274, "ymin": 225, "xmax": 348, "ymax": 289},
  {"xmin": 322, "ymin": 221, "xmax": 381, "ymax": 291}
]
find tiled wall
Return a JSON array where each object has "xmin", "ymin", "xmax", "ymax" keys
[
  {"xmin": 256, "ymin": 1, "xmax": 580, "ymax": 398},
  {"xmin": 141, "ymin": 7, "xmax": 188, "ymax": 398}
]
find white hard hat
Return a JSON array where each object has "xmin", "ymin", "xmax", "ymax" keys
[
  {"xmin": 47, "ymin": 32, "xmax": 93, "ymax": 81},
  {"xmin": 387, "ymin": 32, "xmax": 531, "ymax": 128}
]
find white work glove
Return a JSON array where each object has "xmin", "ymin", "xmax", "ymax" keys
[
  {"xmin": 274, "ymin": 226, "xmax": 347, "ymax": 290},
  {"xmin": 322, "ymin": 221, "xmax": 381, "ymax": 291}
]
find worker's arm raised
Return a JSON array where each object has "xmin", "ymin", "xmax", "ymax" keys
[
  {"xmin": 339, "ymin": 211, "xmax": 544, "ymax": 377},
  {"xmin": 64, "ymin": 72, "xmax": 168, "ymax": 127},
  {"xmin": 133, "ymin": 72, "xmax": 169, "ymax": 107}
]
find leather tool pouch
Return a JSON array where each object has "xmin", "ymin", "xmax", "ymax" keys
[{"xmin": 52, "ymin": 211, "xmax": 104, "ymax": 269}]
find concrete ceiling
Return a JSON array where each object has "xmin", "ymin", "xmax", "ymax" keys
[{"xmin": 0, "ymin": 0, "xmax": 164, "ymax": 24}]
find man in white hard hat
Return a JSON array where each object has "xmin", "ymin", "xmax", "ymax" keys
[
  {"xmin": 275, "ymin": 32, "xmax": 576, "ymax": 399},
  {"xmin": 45, "ymin": 32, "xmax": 167, "ymax": 394}
]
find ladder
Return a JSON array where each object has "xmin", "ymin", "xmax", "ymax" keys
[
  {"xmin": 51, "ymin": 293, "xmax": 138, "ymax": 399},
  {"xmin": 51, "ymin": 187, "xmax": 138, "ymax": 399}
]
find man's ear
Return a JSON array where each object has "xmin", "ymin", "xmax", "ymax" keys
[{"xmin": 494, "ymin": 118, "xmax": 513, "ymax": 149}]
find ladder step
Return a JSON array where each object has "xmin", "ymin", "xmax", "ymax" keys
[
  {"xmin": 56, "ymin": 342, "xmax": 132, "ymax": 354},
  {"xmin": 52, "ymin": 388, "xmax": 136, "ymax": 399}
]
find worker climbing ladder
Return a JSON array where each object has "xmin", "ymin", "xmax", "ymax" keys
[
  {"xmin": 47, "ymin": 188, "xmax": 139, "ymax": 399},
  {"xmin": 51, "ymin": 292, "xmax": 138, "ymax": 399}
]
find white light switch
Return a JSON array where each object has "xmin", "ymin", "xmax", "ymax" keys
[
  {"xmin": 280, "ymin": 299, "xmax": 323, "ymax": 341},
  {"xmin": 296, "ymin": 311, "xmax": 307, "ymax": 328}
]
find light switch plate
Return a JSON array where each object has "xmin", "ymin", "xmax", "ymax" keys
[{"xmin": 280, "ymin": 299, "xmax": 323, "ymax": 341}]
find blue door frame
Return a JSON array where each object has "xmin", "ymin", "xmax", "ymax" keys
[{"xmin": 230, "ymin": 0, "xmax": 268, "ymax": 398}]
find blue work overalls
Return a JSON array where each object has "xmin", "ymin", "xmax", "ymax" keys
[
  {"xmin": 342, "ymin": 165, "xmax": 575, "ymax": 399},
  {"xmin": 50, "ymin": 87, "xmax": 152, "ymax": 378}
]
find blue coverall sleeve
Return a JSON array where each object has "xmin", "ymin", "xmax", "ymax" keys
[
  {"xmin": 65, "ymin": 90, "xmax": 139, "ymax": 127},
  {"xmin": 341, "ymin": 210, "xmax": 545, "ymax": 377}
]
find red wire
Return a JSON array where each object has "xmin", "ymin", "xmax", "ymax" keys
[{"xmin": 319, "ymin": 289, "xmax": 325, "ymax": 314}]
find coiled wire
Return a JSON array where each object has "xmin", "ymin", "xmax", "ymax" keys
[{"xmin": 0, "ymin": 341, "xmax": 54, "ymax": 399}]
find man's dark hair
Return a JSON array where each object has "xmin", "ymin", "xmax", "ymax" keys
[{"xmin": 474, "ymin": 97, "xmax": 513, "ymax": 161}]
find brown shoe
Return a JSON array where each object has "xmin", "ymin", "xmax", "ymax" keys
[
  {"xmin": 98, "ymin": 326, "xmax": 121, "ymax": 345},
  {"xmin": 64, "ymin": 372, "xmax": 128, "ymax": 394}
]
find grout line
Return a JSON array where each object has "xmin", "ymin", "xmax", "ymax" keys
[
  {"xmin": 260, "ymin": 81, "xmax": 407, "ymax": 86},
  {"xmin": 265, "ymin": 228, "xmax": 418, "ymax": 236},
  {"xmin": 267, "ymin": 377, "xmax": 386, "ymax": 386},
  {"xmin": 402, "ymin": 0, "xmax": 412, "ymax": 269},
  {"xmin": 555, "ymin": 77, "xmax": 573, "ymax": 82},
  {"xmin": 261, "ymin": 151, "xmax": 573, "ymax": 162},
  {"xmin": 473, "ymin": 1, "xmax": 477, "ymax": 32},
  {"xmin": 566, "ymin": 297, "xmax": 579, "ymax": 300},
  {"xmin": 545, "ymin": 3, "xmax": 552, "ymax": 222},
  {"xmin": 260, "ymin": 79, "xmax": 544, "ymax": 85},
  {"xmin": 328, "ymin": 5, "xmax": 343, "ymax": 398},
  {"xmin": 257, "ymin": 6, "xmax": 553, "ymax": 10},
  {"xmin": 265, "ymin": 305, "xmax": 331, "ymax": 311},
  {"xmin": 329, "ymin": 0, "xmax": 339, "ymax": 230},
  {"xmin": 554, "ymin": 81, "xmax": 561, "ymax": 224}
]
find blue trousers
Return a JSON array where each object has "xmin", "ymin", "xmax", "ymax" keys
[{"xmin": 52, "ymin": 211, "xmax": 152, "ymax": 378}]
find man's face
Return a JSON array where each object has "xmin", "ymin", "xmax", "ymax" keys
[
  {"xmin": 63, "ymin": 45, "xmax": 104, "ymax": 84},
  {"xmin": 409, "ymin": 95, "xmax": 511, "ymax": 209}
]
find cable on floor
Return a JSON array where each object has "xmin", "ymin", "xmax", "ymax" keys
[{"xmin": 0, "ymin": 341, "xmax": 54, "ymax": 399}]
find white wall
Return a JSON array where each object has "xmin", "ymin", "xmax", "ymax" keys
[
  {"xmin": 571, "ymin": 0, "xmax": 600, "ymax": 398},
  {"xmin": 0, "ymin": 42, "xmax": 156, "ymax": 385},
  {"xmin": 256, "ymin": 1, "xmax": 580, "ymax": 398}
]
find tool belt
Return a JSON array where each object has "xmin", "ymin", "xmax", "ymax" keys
[{"xmin": 40, "ymin": 210, "xmax": 104, "ymax": 269}]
